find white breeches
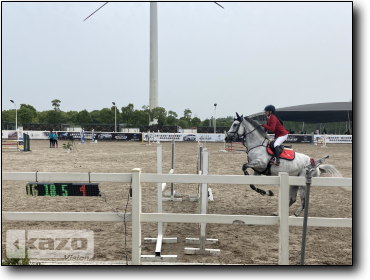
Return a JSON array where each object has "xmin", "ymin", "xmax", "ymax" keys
[{"xmin": 274, "ymin": 134, "xmax": 288, "ymax": 147}]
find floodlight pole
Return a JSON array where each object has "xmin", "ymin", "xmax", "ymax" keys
[
  {"xmin": 112, "ymin": 102, "xmax": 117, "ymax": 132},
  {"xmin": 10, "ymin": 100, "xmax": 17, "ymax": 131},
  {"xmin": 214, "ymin": 103, "xmax": 217, "ymax": 134},
  {"xmin": 149, "ymin": 2, "xmax": 158, "ymax": 125}
]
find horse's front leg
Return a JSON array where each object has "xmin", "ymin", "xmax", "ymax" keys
[{"xmin": 242, "ymin": 160, "xmax": 274, "ymax": 196}]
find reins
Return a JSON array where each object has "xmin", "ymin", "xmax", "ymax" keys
[{"xmin": 239, "ymin": 123, "xmax": 268, "ymax": 154}]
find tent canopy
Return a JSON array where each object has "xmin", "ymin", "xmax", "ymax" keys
[{"xmin": 248, "ymin": 102, "xmax": 352, "ymax": 123}]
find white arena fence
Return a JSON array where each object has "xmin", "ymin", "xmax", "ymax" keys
[{"xmin": 2, "ymin": 171, "xmax": 352, "ymax": 265}]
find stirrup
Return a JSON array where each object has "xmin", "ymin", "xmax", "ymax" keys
[{"xmin": 270, "ymin": 157, "xmax": 277, "ymax": 165}]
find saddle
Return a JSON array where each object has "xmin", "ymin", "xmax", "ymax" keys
[{"xmin": 267, "ymin": 140, "xmax": 295, "ymax": 161}]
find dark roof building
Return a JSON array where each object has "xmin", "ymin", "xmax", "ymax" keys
[{"xmin": 248, "ymin": 102, "xmax": 352, "ymax": 123}]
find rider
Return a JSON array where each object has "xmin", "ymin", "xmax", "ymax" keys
[{"xmin": 262, "ymin": 105, "xmax": 289, "ymax": 166}]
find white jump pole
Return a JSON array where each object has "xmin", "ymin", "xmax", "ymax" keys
[
  {"xmin": 142, "ymin": 142, "xmax": 177, "ymax": 262},
  {"xmin": 185, "ymin": 148, "xmax": 220, "ymax": 255},
  {"xmin": 163, "ymin": 139, "xmax": 183, "ymax": 201}
]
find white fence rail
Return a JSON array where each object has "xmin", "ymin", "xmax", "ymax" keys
[{"xmin": 2, "ymin": 171, "xmax": 352, "ymax": 265}]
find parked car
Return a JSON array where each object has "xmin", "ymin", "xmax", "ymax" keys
[
  {"xmin": 98, "ymin": 133, "xmax": 112, "ymax": 140},
  {"xmin": 183, "ymin": 134, "xmax": 196, "ymax": 141}
]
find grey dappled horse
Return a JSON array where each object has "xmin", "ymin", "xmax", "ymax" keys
[{"xmin": 225, "ymin": 113, "xmax": 342, "ymax": 216}]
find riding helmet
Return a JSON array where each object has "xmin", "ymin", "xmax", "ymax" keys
[{"xmin": 264, "ymin": 105, "xmax": 275, "ymax": 113}]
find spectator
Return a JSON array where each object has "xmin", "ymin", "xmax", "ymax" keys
[
  {"xmin": 49, "ymin": 131, "xmax": 54, "ymax": 148},
  {"xmin": 53, "ymin": 132, "xmax": 58, "ymax": 148}
]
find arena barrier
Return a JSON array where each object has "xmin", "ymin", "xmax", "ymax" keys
[
  {"xmin": 2, "ymin": 171, "xmax": 352, "ymax": 265},
  {"xmin": 142, "ymin": 140, "xmax": 182, "ymax": 262},
  {"xmin": 225, "ymin": 141, "xmax": 247, "ymax": 152},
  {"xmin": 186, "ymin": 144, "xmax": 219, "ymax": 255}
]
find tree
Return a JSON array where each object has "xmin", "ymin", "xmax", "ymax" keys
[
  {"xmin": 51, "ymin": 99, "xmax": 61, "ymax": 111},
  {"xmin": 168, "ymin": 110, "xmax": 178, "ymax": 118},
  {"xmin": 191, "ymin": 117, "xmax": 202, "ymax": 128},
  {"xmin": 178, "ymin": 119, "xmax": 189, "ymax": 129},
  {"xmin": 151, "ymin": 107, "xmax": 167, "ymax": 125},
  {"xmin": 121, "ymin": 103, "xmax": 135, "ymax": 126},
  {"xmin": 99, "ymin": 108, "xmax": 114, "ymax": 124},
  {"xmin": 65, "ymin": 111, "xmax": 79, "ymax": 124},
  {"xmin": 76, "ymin": 110, "xmax": 92, "ymax": 124},
  {"xmin": 18, "ymin": 107, "xmax": 34, "ymax": 125},
  {"xmin": 183, "ymin": 108, "xmax": 192, "ymax": 119},
  {"xmin": 90, "ymin": 110, "xmax": 101, "ymax": 123},
  {"xmin": 1, "ymin": 109, "xmax": 16, "ymax": 123},
  {"xmin": 202, "ymin": 118, "xmax": 211, "ymax": 127}
]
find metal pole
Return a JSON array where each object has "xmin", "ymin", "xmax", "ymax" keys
[
  {"xmin": 214, "ymin": 104, "xmax": 217, "ymax": 134},
  {"xmin": 300, "ymin": 173, "xmax": 312, "ymax": 265},
  {"xmin": 171, "ymin": 140, "xmax": 175, "ymax": 196},
  {"xmin": 149, "ymin": 2, "xmax": 158, "ymax": 125},
  {"xmin": 115, "ymin": 106, "xmax": 117, "ymax": 132}
]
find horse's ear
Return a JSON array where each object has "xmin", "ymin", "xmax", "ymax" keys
[
  {"xmin": 241, "ymin": 115, "xmax": 243, "ymax": 120},
  {"xmin": 236, "ymin": 112, "xmax": 240, "ymax": 118}
]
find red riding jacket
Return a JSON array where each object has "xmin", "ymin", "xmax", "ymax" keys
[{"xmin": 262, "ymin": 114, "xmax": 289, "ymax": 138}]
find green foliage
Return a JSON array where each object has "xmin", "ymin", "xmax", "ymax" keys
[
  {"xmin": 90, "ymin": 110, "xmax": 101, "ymax": 123},
  {"xmin": 202, "ymin": 118, "xmax": 211, "ymax": 127},
  {"xmin": 178, "ymin": 118, "xmax": 189, "ymax": 129},
  {"xmin": 191, "ymin": 117, "xmax": 202, "ymax": 127},
  {"xmin": 2, "ymin": 109, "xmax": 16, "ymax": 123},
  {"xmin": 2, "ymin": 250, "xmax": 40, "ymax": 265},
  {"xmin": 168, "ymin": 110, "xmax": 178, "ymax": 118},
  {"xmin": 183, "ymin": 108, "xmax": 192, "ymax": 119},
  {"xmin": 76, "ymin": 110, "xmax": 92, "ymax": 124},
  {"xmin": 62, "ymin": 141, "xmax": 73, "ymax": 151},
  {"xmin": 151, "ymin": 107, "xmax": 167, "ymax": 125},
  {"xmin": 51, "ymin": 99, "xmax": 61, "ymax": 111},
  {"xmin": 99, "ymin": 108, "xmax": 114, "ymax": 124},
  {"xmin": 121, "ymin": 103, "xmax": 135, "ymax": 126}
]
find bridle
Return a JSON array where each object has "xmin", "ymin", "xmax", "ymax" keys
[{"xmin": 228, "ymin": 120, "xmax": 268, "ymax": 154}]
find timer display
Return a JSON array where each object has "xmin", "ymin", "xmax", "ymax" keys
[{"xmin": 26, "ymin": 182, "xmax": 100, "ymax": 197}]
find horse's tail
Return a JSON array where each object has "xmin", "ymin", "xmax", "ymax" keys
[{"xmin": 318, "ymin": 164, "xmax": 342, "ymax": 177}]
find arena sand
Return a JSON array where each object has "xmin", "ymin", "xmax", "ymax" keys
[{"xmin": 1, "ymin": 140, "xmax": 352, "ymax": 265}]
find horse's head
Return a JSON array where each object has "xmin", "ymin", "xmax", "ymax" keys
[{"xmin": 225, "ymin": 112, "xmax": 245, "ymax": 142}]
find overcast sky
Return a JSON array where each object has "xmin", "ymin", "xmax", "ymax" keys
[{"xmin": 2, "ymin": 2, "xmax": 352, "ymax": 120}]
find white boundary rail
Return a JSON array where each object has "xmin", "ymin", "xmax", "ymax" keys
[{"xmin": 2, "ymin": 171, "xmax": 352, "ymax": 265}]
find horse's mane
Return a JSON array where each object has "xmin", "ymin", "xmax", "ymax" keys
[{"xmin": 243, "ymin": 117, "xmax": 270, "ymax": 140}]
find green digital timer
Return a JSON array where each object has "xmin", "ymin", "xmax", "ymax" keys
[{"xmin": 26, "ymin": 183, "xmax": 100, "ymax": 197}]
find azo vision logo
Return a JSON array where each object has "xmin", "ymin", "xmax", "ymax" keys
[{"xmin": 6, "ymin": 230, "xmax": 94, "ymax": 259}]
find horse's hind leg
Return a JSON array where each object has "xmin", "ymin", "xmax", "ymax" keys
[
  {"xmin": 273, "ymin": 185, "xmax": 298, "ymax": 216},
  {"xmin": 293, "ymin": 186, "xmax": 306, "ymax": 217}
]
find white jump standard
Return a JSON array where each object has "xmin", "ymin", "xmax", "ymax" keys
[
  {"xmin": 142, "ymin": 141, "xmax": 181, "ymax": 262},
  {"xmin": 185, "ymin": 147, "xmax": 220, "ymax": 256}
]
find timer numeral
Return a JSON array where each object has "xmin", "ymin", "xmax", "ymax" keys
[
  {"xmin": 80, "ymin": 185, "xmax": 86, "ymax": 196},
  {"xmin": 44, "ymin": 185, "xmax": 50, "ymax": 196},
  {"xmin": 50, "ymin": 185, "xmax": 57, "ymax": 196},
  {"xmin": 62, "ymin": 185, "xmax": 68, "ymax": 196}
]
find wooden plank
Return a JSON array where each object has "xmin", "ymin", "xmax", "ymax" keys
[
  {"xmin": 2, "ymin": 172, "xmax": 132, "ymax": 183},
  {"xmin": 289, "ymin": 217, "xmax": 352, "ymax": 228},
  {"xmin": 279, "ymin": 173, "xmax": 290, "ymax": 265},
  {"xmin": 2, "ymin": 212, "xmax": 132, "ymax": 222},
  {"xmin": 289, "ymin": 176, "xmax": 352, "ymax": 187},
  {"xmin": 131, "ymin": 168, "xmax": 142, "ymax": 265},
  {"xmin": 141, "ymin": 174, "xmax": 280, "ymax": 185},
  {"xmin": 142, "ymin": 213, "xmax": 279, "ymax": 225}
]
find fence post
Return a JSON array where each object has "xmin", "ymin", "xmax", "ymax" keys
[
  {"xmin": 132, "ymin": 168, "xmax": 142, "ymax": 265},
  {"xmin": 279, "ymin": 172, "xmax": 289, "ymax": 265}
]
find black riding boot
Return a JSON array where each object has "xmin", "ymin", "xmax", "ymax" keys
[{"xmin": 274, "ymin": 146, "xmax": 282, "ymax": 166}]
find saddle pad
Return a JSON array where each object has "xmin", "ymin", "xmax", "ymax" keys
[{"xmin": 267, "ymin": 145, "xmax": 295, "ymax": 160}]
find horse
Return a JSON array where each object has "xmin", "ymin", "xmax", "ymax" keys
[{"xmin": 225, "ymin": 113, "xmax": 342, "ymax": 216}]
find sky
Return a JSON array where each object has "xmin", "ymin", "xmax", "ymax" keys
[{"xmin": 2, "ymin": 2, "xmax": 352, "ymax": 121}]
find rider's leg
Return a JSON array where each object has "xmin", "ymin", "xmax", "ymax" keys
[{"xmin": 273, "ymin": 134, "xmax": 288, "ymax": 166}]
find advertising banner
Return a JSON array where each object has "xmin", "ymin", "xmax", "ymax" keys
[
  {"xmin": 314, "ymin": 135, "xmax": 352, "ymax": 144},
  {"xmin": 57, "ymin": 132, "xmax": 142, "ymax": 141},
  {"xmin": 145, "ymin": 133, "xmax": 225, "ymax": 142}
]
